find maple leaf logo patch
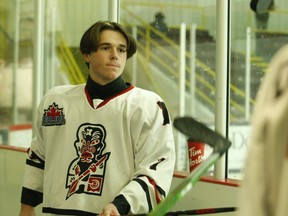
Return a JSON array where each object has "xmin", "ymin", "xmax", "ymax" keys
[{"xmin": 42, "ymin": 102, "xmax": 66, "ymax": 126}]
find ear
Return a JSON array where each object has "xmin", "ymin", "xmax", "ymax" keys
[{"xmin": 82, "ymin": 53, "xmax": 90, "ymax": 63}]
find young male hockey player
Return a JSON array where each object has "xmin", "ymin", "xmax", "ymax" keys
[{"xmin": 19, "ymin": 20, "xmax": 176, "ymax": 216}]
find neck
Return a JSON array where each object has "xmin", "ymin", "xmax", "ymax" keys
[{"xmin": 85, "ymin": 76, "xmax": 130, "ymax": 100}]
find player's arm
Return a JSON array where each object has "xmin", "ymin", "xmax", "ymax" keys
[
  {"xmin": 20, "ymin": 102, "xmax": 45, "ymax": 211},
  {"xmin": 118, "ymin": 98, "xmax": 176, "ymax": 214}
]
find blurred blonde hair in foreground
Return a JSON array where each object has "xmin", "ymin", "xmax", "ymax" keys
[{"xmin": 237, "ymin": 44, "xmax": 288, "ymax": 216}]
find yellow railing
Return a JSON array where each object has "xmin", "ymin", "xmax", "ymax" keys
[
  {"xmin": 121, "ymin": 6, "xmax": 255, "ymax": 121},
  {"xmin": 56, "ymin": 32, "xmax": 86, "ymax": 85}
]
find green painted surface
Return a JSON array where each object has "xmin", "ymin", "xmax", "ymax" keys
[{"xmin": 0, "ymin": 148, "xmax": 42, "ymax": 215}]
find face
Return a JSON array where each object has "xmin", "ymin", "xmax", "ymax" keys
[{"xmin": 83, "ymin": 30, "xmax": 128, "ymax": 85}]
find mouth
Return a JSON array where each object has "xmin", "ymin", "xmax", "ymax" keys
[{"xmin": 107, "ymin": 63, "xmax": 120, "ymax": 68}]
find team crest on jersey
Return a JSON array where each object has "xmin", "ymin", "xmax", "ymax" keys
[
  {"xmin": 42, "ymin": 102, "xmax": 66, "ymax": 126},
  {"xmin": 66, "ymin": 123, "xmax": 110, "ymax": 199}
]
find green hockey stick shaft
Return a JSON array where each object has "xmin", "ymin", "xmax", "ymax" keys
[
  {"xmin": 147, "ymin": 116, "xmax": 231, "ymax": 216},
  {"xmin": 148, "ymin": 152, "xmax": 220, "ymax": 216}
]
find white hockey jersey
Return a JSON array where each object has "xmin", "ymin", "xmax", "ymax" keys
[
  {"xmin": 237, "ymin": 45, "xmax": 288, "ymax": 216},
  {"xmin": 21, "ymin": 83, "xmax": 176, "ymax": 215}
]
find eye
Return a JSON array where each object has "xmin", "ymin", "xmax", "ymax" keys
[
  {"xmin": 118, "ymin": 47, "xmax": 127, "ymax": 53},
  {"xmin": 101, "ymin": 46, "xmax": 111, "ymax": 51},
  {"xmin": 98, "ymin": 45, "xmax": 111, "ymax": 51}
]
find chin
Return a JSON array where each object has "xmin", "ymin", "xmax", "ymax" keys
[{"xmin": 106, "ymin": 73, "xmax": 121, "ymax": 82}]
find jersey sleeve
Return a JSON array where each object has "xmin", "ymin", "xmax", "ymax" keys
[
  {"xmin": 20, "ymin": 100, "xmax": 45, "ymax": 207},
  {"xmin": 119, "ymin": 97, "xmax": 176, "ymax": 214}
]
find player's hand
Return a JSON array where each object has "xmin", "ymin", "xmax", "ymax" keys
[
  {"xmin": 100, "ymin": 203, "xmax": 120, "ymax": 216},
  {"xmin": 19, "ymin": 204, "xmax": 36, "ymax": 216}
]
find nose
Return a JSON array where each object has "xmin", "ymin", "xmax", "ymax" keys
[
  {"xmin": 111, "ymin": 55, "xmax": 118, "ymax": 60},
  {"xmin": 111, "ymin": 48, "xmax": 119, "ymax": 60}
]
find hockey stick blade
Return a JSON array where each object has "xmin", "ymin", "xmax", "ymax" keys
[
  {"xmin": 173, "ymin": 116, "xmax": 231, "ymax": 156},
  {"xmin": 146, "ymin": 117, "xmax": 232, "ymax": 216}
]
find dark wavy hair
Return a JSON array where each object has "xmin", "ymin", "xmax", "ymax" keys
[{"xmin": 80, "ymin": 20, "xmax": 137, "ymax": 59}]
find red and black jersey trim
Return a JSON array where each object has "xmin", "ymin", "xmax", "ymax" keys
[
  {"xmin": 84, "ymin": 75, "xmax": 134, "ymax": 109},
  {"xmin": 26, "ymin": 149, "xmax": 45, "ymax": 170},
  {"xmin": 133, "ymin": 175, "xmax": 167, "ymax": 211},
  {"xmin": 85, "ymin": 85, "xmax": 134, "ymax": 109},
  {"xmin": 133, "ymin": 178, "xmax": 153, "ymax": 212},
  {"xmin": 21, "ymin": 187, "xmax": 43, "ymax": 207},
  {"xmin": 111, "ymin": 194, "xmax": 131, "ymax": 215}
]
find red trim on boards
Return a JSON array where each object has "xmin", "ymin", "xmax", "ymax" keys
[
  {"xmin": 0, "ymin": 124, "xmax": 32, "ymax": 131},
  {"xmin": 173, "ymin": 170, "xmax": 240, "ymax": 187},
  {"xmin": 0, "ymin": 144, "xmax": 27, "ymax": 153}
]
